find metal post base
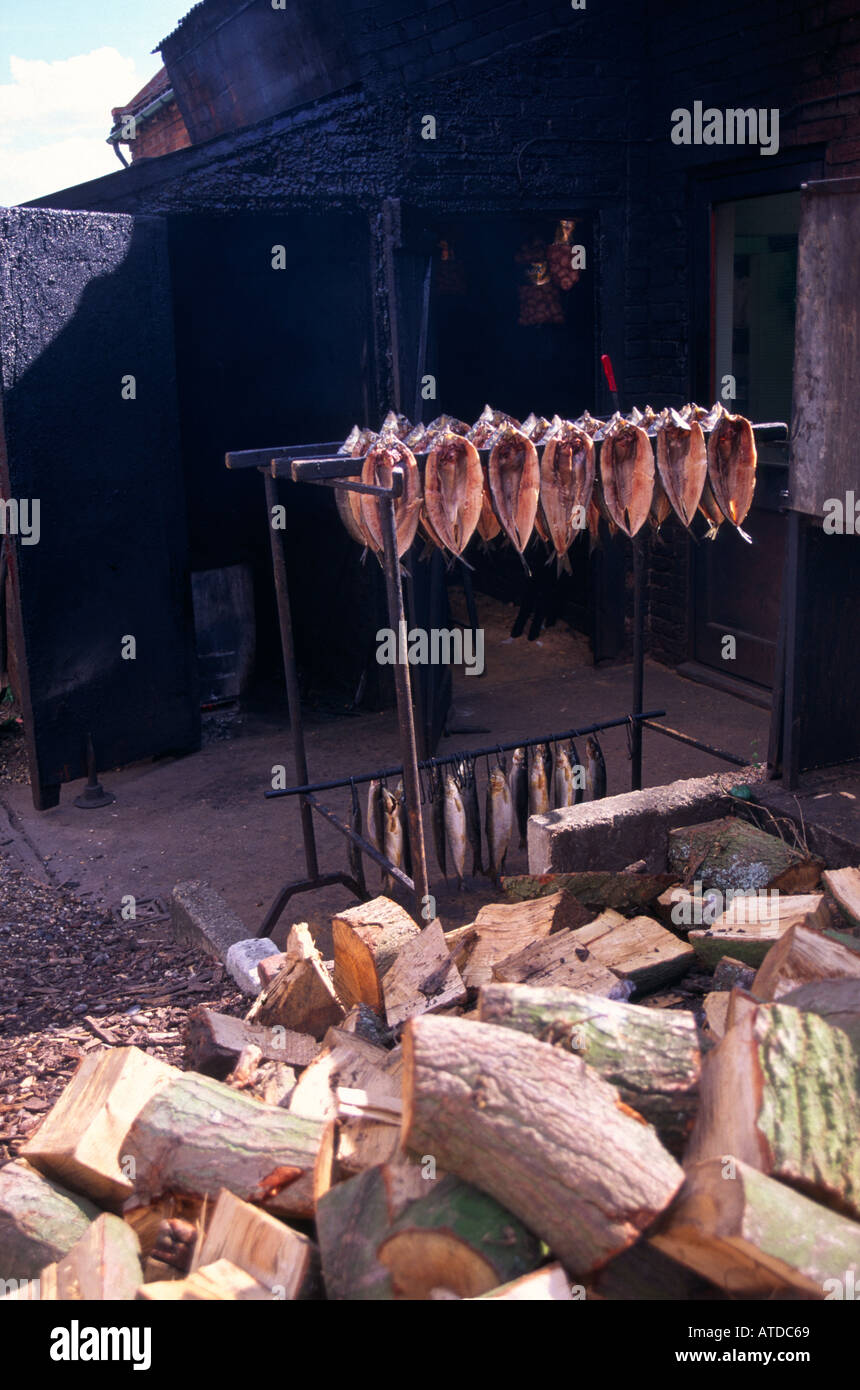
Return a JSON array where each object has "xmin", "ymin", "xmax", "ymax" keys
[{"xmin": 74, "ymin": 782, "xmax": 115, "ymax": 809}]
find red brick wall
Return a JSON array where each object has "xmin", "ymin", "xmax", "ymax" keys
[{"xmin": 129, "ymin": 101, "xmax": 192, "ymax": 161}]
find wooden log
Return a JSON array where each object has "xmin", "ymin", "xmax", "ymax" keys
[
  {"xmin": 654, "ymin": 885, "xmax": 694, "ymax": 930},
  {"xmin": 139, "ymin": 1258, "xmax": 271, "ymax": 1300},
  {"xmin": 121, "ymin": 1071, "xmax": 323, "ymax": 1219},
  {"xmin": 123, "ymin": 1194, "xmax": 202, "ymax": 1260},
  {"xmin": 288, "ymin": 1035, "xmax": 397, "ymax": 1124},
  {"xmin": 477, "ymin": 984, "xmax": 701, "ymax": 1154},
  {"xmin": 687, "ymin": 1001, "xmax": 860, "ymax": 1220},
  {"xmin": 381, "ymin": 920, "xmax": 467, "ymax": 1029},
  {"xmin": 470, "ymin": 1264, "xmax": 576, "ymax": 1300},
  {"xmin": 823, "ymin": 867, "xmax": 860, "ymax": 930},
  {"xmin": 502, "ymin": 872, "xmax": 675, "ymax": 913},
  {"xmin": 401, "ymin": 1015, "xmax": 684, "ymax": 1275},
  {"xmin": 579, "ymin": 914, "xmax": 696, "ymax": 993},
  {"xmin": 689, "ymin": 896, "xmax": 828, "ymax": 969},
  {"xmin": 702, "ymin": 992, "xmax": 731, "ymax": 1041},
  {"xmin": 377, "ymin": 1172, "xmax": 542, "ymax": 1299},
  {"xmin": 652, "ymin": 1157, "xmax": 860, "ymax": 1298},
  {"xmin": 191, "ymin": 1188, "xmax": 319, "ymax": 1298},
  {"xmin": 332, "ymin": 897, "xmax": 421, "ymax": 1012},
  {"xmin": 712, "ymin": 956, "xmax": 757, "ymax": 991},
  {"xmin": 315, "ymin": 1162, "xmax": 427, "ymax": 1300},
  {"xmin": 490, "ymin": 929, "xmax": 627, "ymax": 997},
  {"xmin": 588, "ymin": 1234, "xmax": 729, "ymax": 1301},
  {"xmin": 447, "ymin": 891, "xmax": 593, "ymax": 992},
  {"xmin": 668, "ymin": 817, "xmax": 810, "ymax": 894},
  {"xmin": 2, "ymin": 1213, "xmax": 142, "ymax": 1301},
  {"xmin": 752, "ymin": 921, "xmax": 860, "ymax": 1001},
  {"xmin": 246, "ymin": 923, "xmax": 345, "ymax": 1039},
  {"xmin": 780, "ymin": 978, "xmax": 860, "ymax": 1052},
  {"xmin": 186, "ymin": 1007, "xmax": 320, "ymax": 1078},
  {"xmin": 20, "ymin": 1047, "xmax": 176, "ymax": 1208},
  {"xmin": 0, "ymin": 1160, "xmax": 98, "ymax": 1282}
]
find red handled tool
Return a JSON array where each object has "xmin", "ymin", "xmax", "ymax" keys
[{"xmin": 600, "ymin": 353, "xmax": 620, "ymax": 413}]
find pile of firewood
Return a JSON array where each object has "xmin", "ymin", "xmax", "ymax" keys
[{"xmin": 2, "ymin": 817, "xmax": 859, "ymax": 1301}]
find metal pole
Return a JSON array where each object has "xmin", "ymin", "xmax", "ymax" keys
[
  {"xmin": 263, "ymin": 471, "xmax": 319, "ymax": 879},
  {"xmin": 631, "ymin": 532, "xmax": 645, "ymax": 790},
  {"xmin": 378, "ymin": 483, "xmax": 430, "ymax": 912}
]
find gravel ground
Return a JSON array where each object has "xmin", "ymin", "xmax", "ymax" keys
[{"xmin": 0, "ymin": 852, "xmax": 245, "ymax": 1163}]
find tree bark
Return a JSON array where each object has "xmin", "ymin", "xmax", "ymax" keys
[{"xmin": 0, "ymin": 1159, "xmax": 98, "ymax": 1282}]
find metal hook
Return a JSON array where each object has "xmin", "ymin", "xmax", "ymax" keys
[{"xmin": 624, "ymin": 715, "xmax": 635, "ymax": 759}]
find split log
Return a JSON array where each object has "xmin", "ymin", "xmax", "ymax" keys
[
  {"xmin": 288, "ymin": 1034, "xmax": 397, "ymax": 1124},
  {"xmin": 589, "ymin": 1233, "xmax": 729, "ymax": 1301},
  {"xmin": 315, "ymin": 1162, "xmax": 426, "ymax": 1300},
  {"xmin": 139, "ymin": 1258, "xmax": 271, "ymax": 1300},
  {"xmin": 687, "ymin": 1001, "xmax": 860, "ymax": 1220},
  {"xmin": 502, "ymin": 872, "xmax": 675, "ymax": 914},
  {"xmin": 449, "ymin": 891, "xmax": 593, "ymax": 992},
  {"xmin": 579, "ymin": 914, "xmax": 696, "ymax": 993},
  {"xmin": 246, "ymin": 923, "xmax": 344, "ymax": 1039},
  {"xmin": 654, "ymin": 885, "xmax": 694, "ymax": 930},
  {"xmin": 712, "ymin": 956, "xmax": 757, "ymax": 992},
  {"xmin": 20, "ymin": 1046, "xmax": 176, "ymax": 1208},
  {"xmin": 337, "ymin": 1002, "xmax": 395, "ymax": 1048},
  {"xmin": 752, "ymin": 921, "xmax": 860, "ymax": 1001},
  {"xmin": 668, "ymin": 817, "xmax": 811, "ymax": 894},
  {"xmin": 191, "ymin": 1189, "xmax": 319, "ymax": 1298},
  {"xmin": 3, "ymin": 1213, "xmax": 142, "ymax": 1301},
  {"xmin": 381, "ymin": 920, "xmax": 467, "ymax": 1028},
  {"xmin": 332, "ymin": 896, "xmax": 421, "ymax": 1012},
  {"xmin": 121, "ymin": 1070, "xmax": 323, "ymax": 1219},
  {"xmin": 401, "ymin": 1015, "xmax": 684, "ymax": 1275},
  {"xmin": 652, "ymin": 1157, "xmax": 860, "ymax": 1298},
  {"xmin": 478, "ymin": 984, "xmax": 701, "ymax": 1154},
  {"xmin": 185, "ymin": 1006, "xmax": 320, "ymax": 1078},
  {"xmin": 702, "ymin": 992, "xmax": 731, "ymax": 1041},
  {"xmin": 0, "ymin": 1160, "xmax": 98, "ymax": 1282},
  {"xmin": 689, "ymin": 895, "xmax": 828, "ymax": 969},
  {"xmin": 780, "ymin": 978, "xmax": 860, "ymax": 1052},
  {"xmin": 823, "ymin": 867, "xmax": 860, "ymax": 930},
  {"xmin": 490, "ymin": 929, "xmax": 626, "ymax": 997},
  {"xmin": 470, "ymin": 1264, "xmax": 575, "ymax": 1300}
]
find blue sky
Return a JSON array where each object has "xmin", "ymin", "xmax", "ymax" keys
[{"xmin": 0, "ymin": 0, "xmax": 192, "ymax": 204}]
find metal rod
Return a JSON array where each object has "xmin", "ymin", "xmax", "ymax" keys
[
  {"xmin": 641, "ymin": 720, "xmax": 748, "ymax": 767},
  {"xmin": 263, "ymin": 471, "xmax": 319, "ymax": 880},
  {"xmin": 379, "ymin": 486, "xmax": 430, "ymax": 911},
  {"xmin": 306, "ymin": 793, "xmax": 414, "ymax": 893},
  {"xmin": 265, "ymin": 708, "xmax": 667, "ymax": 798},
  {"xmin": 631, "ymin": 533, "xmax": 645, "ymax": 790},
  {"xmin": 226, "ymin": 441, "xmax": 343, "ymax": 470},
  {"xmin": 258, "ymin": 871, "xmax": 365, "ymax": 941}
]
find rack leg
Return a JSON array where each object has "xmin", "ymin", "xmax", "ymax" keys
[
  {"xmin": 263, "ymin": 471, "xmax": 319, "ymax": 881},
  {"xmin": 380, "ymin": 496, "xmax": 430, "ymax": 914},
  {"xmin": 631, "ymin": 533, "xmax": 645, "ymax": 791}
]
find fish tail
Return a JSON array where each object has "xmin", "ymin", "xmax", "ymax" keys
[{"xmin": 735, "ymin": 524, "xmax": 753, "ymax": 544}]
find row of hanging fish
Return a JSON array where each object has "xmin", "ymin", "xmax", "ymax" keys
[{"xmin": 335, "ymin": 401, "xmax": 758, "ymax": 564}]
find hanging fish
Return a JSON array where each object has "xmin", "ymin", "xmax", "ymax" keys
[
  {"xmin": 509, "ymin": 746, "xmax": 529, "ymax": 849},
  {"xmin": 485, "ymin": 766, "xmax": 513, "ymax": 885},
  {"xmin": 539, "ymin": 421, "xmax": 595, "ymax": 572},
  {"xmin": 568, "ymin": 738, "xmax": 585, "ymax": 804},
  {"xmin": 529, "ymin": 745, "xmax": 550, "ymax": 816},
  {"xmin": 654, "ymin": 408, "xmax": 707, "ymax": 528},
  {"xmin": 552, "ymin": 742, "xmax": 575, "ymax": 808},
  {"xmin": 367, "ymin": 779, "xmax": 385, "ymax": 858},
  {"xmin": 393, "ymin": 779, "xmax": 411, "ymax": 881},
  {"xmin": 488, "ymin": 423, "xmax": 540, "ymax": 555},
  {"xmin": 444, "ymin": 774, "xmax": 467, "ymax": 889},
  {"xmin": 459, "ymin": 759, "xmax": 484, "ymax": 877},
  {"xmin": 424, "ymin": 431, "xmax": 484, "ymax": 556},
  {"xmin": 429, "ymin": 764, "xmax": 447, "ymax": 881},
  {"xmin": 336, "ymin": 426, "xmax": 377, "ymax": 548},
  {"xmin": 348, "ymin": 781, "xmax": 366, "ymax": 895},
  {"xmin": 520, "ymin": 412, "xmax": 552, "ymax": 443},
  {"xmin": 360, "ymin": 433, "xmax": 422, "ymax": 558},
  {"xmin": 476, "ymin": 458, "xmax": 502, "ymax": 543},
  {"xmin": 585, "ymin": 735, "xmax": 607, "ymax": 801},
  {"xmin": 707, "ymin": 409, "xmax": 757, "ymax": 542},
  {"xmin": 649, "ymin": 473, "xmax": 672, "ymax": 531},
  {"xmin": 599, "ymin": 417, "xmax": 655, "ymax": 537},
  {"xmin": 382, "ymin": 786, "xmax": 403, "ymax": 891},
  {"xmin": 468, "ymin": 404, "xmax": 522, "ymax": 448},
  {"xmin": 379, "ymin": 411, "xmax": 413, "ymax": 439}
]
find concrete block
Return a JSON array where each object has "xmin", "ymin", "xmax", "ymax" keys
[
  {"xmin": 170, "ymin": 881, "xmax": 250, "ymax": 961},
  {"xmin": 528, "ymin": 767, "xmax": 759, "ymax": 875},
  {"xmin": 225, "ymin": 937, "xmax": 281, "ymax": 995}
]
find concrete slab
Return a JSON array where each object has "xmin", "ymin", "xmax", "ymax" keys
[{"xmin": 171, "ymin": 880, "xmax": 253, "ymax": 960}]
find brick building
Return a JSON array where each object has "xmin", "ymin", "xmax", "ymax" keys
[
  {"xmin": 27, "ymin": 0, "xmax": 860, "ymax": 716},
  {"xmin": 108, "ymin": 67, "xmax": 191, "ymax": 164}
]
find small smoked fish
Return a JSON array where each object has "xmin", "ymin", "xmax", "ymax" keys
[
  {"xmin": 379, "ymin": 411, "xmax": 412, "ymax": 439},
  {"xmin": 529, "ymin": 745, "xmax": 550, "ymax": 816},
  {"xmin": 488, "ymin": 424, "xmax": 540, "ymax": 554},
  {"xmin": 568, "ymin": 738, "xmax": 585, "ymax": 804},
  {"xmin": 654, "ymin": 408, "xmax": 707, "ymax": 528},
  {"xmin": 520, "ymin": 412, "xmax": 552, "ymax": 443},
  {"xmin": 509, "ymin": 746, "xmax": 529, "ymax": 849},
  {"xmin": 649, "ymin": 473, "xmax": 672, "ymax": 530},
  {"xmin": 468, "ymin": 404, "xmax": 522, "ymax": 448},
  {"xmin": 539, "ymin": 421, "xmax": 595, "ymax": 571},
  {"xmin": 429, "ymin": 764, "xmax": 447, "ymax": 880},
  {"xmin": 707, "ymin": 409, "xmax": 757, "ymax": 540},
  {"xmin": 367, "ymin": 779, "xmax": 385, "ymax": 856},
  {"xmin": 444, "ymin": 774, "xmax": 467, "ymax": 889},
  {"xmin": 476, "ymin": 458, "xmax": 502, "ymax": 543},
  {"xmin": 485, "ymin": 766, "xmax": 513, "ymax": 884},
  {"xmin": 585, "ymin": 735, "xmax": 607, "ymax": 801},
  {"xmin": 382, "ymin": 786, "xmax": 403, "ymax": 891},
  {"xmin": 348, "ymin": 782, "xmax": 367, "ymax": 895},
  {"xmin": 599, "ymin": 418, "xmax": 654, "ymax": 537},
  {"xmin": 336, "ymin": 426, "xmax": 377, "ymax": 547},
  {"xmin": 552, "ymin": 742, "xmax": 575, "ymax": 808},
  {"xmin": 360, "ymin": 432, "xmax": 422, "ymax": 558},
  {"xmin": 459, "ymin": 760, "xmax": 484, "ymax": 877},
  {"xmin": 424, "ymin": 430, "xmax": 484, "ymax": 556}
]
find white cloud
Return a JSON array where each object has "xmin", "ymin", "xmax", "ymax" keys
[{"xmin": 0, "ymin": 48, "xmax": 142, "ymax": 205}]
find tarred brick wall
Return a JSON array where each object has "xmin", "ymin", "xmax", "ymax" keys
[{"xmin": 130, "ymin": 102, "xmax": 192, "ymax": 161}]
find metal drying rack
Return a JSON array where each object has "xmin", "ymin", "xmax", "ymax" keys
[{"xmin": 226, "ymin": 416, "xmax": 787, "ymax": 936}]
